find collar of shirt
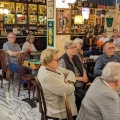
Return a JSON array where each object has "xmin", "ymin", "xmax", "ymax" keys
[{"xmin": 103, "ymin": 53, "xmax": 114, "ymax": 59}]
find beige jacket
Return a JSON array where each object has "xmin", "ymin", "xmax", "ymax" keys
[{"xmin": 37, "ymin": 66, "xmax": 77, "ymax": 119}]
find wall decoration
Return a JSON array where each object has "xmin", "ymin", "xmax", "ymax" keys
[
  {"xmin": 47, "ymin": 20, "xmax": 54, "ymax": 47},
  {"xmin": 78, "ymin": 1, "xmax": 82, "ymax": 7},
  {"xmin": 106, "ymin": 17, "xmax": 113, "ymax": 27},
  {"xmin": 90, "ymin": 15, "xmax": 95, "ymax": 21},
  {"xmin": 96, "ymin": 17, "xmax": 101, "ymax": 26},
  {"xmin": 90, "ymin": 22, "xmax": 94, "ymax": 27},
  {"xmin": 89, "ymin": 3, "xmax": 97, "ymax": 8},
  {"xmin": 56, "ymin": 8, "xmax": 71, "ymax": 35},
  {"xmin": 47, "ymin": 0, "xmax": 54, "ymax": 19},
  {"xmin": 90, "ymin": 9, "xmax": 95, "ymax": 15},
  {"xmin": 96, "ymin": 10, "xmax": 102, "ymax": 16},
  {"xmin": 82, "ymin": 1, "xmax": 89, "ymax": 7}
]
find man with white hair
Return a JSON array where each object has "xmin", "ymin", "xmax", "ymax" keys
[
  {"xmin": 94, "ymin": 41, "xmax": 120, "ymax": 77},
  {"xmin": 77, "ymin": 62, "xmax": 120, "ymax": 120}
]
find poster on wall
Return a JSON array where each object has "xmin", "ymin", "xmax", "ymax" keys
[
  {"xmin": 47, "ymin": 20, "xmax": 54, "ymax": 47},
  {"xmin": 56, "ymin": 8, "xmax": 71, "ymax": 35}
]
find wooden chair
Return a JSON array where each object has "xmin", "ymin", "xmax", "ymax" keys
[
  {"xmin": 0, "ymin": 49, "xmax": 14, "ymax": 91},
  {"xmin": 34, "ymin": 76, "xmax": 58, "ymax": 120},
  {"xmin": 17, "ymin": 52, "xmax": 36, "ymax": 98},
  {"xmin": 83, "ymin": 58, "xmax": 95, "ymax": 82},
  {"xmin": 19, "ymin": 43, "xmax": 24, "ymax": 49},
  {"xmin": 34, "ymin": 76, "xmax": 47, "ymax": 120},
  {"xmin": 64, "ymin": 92, "xmax": 73, "ymax": 120}
]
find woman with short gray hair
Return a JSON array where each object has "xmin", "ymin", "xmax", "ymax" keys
[
  {"xmin": 59, "ymin": 40, "xmax": 88, "ymax": 110},
  {"xmin": 74, "ymin": 38, "xmax": 84, "ymax": 62},
  {"xmin": 22, "ymin": 34, "xmax": 37, "ymax": 53},
  {"xmin": 37, "ymin": 48, "xmax": 77, "ymax": 119}
]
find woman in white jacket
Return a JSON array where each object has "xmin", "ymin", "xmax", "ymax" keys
[
  {"xmin": 37, "ymin": 48, "xmax": 77, "ymax": 119},
  {"xmin": 22, "ymin": 34, "xmax": 37, "ymax": 53}
]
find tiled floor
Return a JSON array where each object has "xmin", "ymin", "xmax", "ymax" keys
[{"xmin": 0, "ymin": 75, "xmax": 41, "ymax": 120}]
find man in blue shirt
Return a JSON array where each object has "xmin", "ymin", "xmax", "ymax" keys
[{"xmin": 94, "ymin": 41, "xmax": 120, "ymax": 77}]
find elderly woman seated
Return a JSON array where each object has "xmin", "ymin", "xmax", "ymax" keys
[
  {"xmin": 37, "ymin": 48, "xmax": 77, "ymax": 119},
  {"xmin": 74, "ymin": 38, "xmax": 84, "ymax": 63},
  {"xmin": 77, "ymin": 62, "xmax": 120, "ymax": 120},
  {"xmin": 59, "ymin": 41, "xmax": 88, "ymax": 110},
  {"xmin": 22, "ymin": 34, "xmax": 37, "ymax": 53}
]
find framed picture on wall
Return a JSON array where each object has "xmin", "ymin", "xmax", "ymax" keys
[
  {"xmin": 56, "ymin": 8, "xmax": 71, "ymax": 35},
  {"xmin": 47, "ymin": 0, "xmax": 54, "ymax": 19},
  {"xmin": 90, "ymin": 15, "xmax": 95, "ymax": 21},
  {"xmin": 90, "ymin": 22, "xmax": 94, "ymax": 27}
]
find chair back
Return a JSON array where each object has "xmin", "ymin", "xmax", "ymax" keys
[
  {"xmin": 17, "ymin": 52, "xmax": 30, "ymax": 76},
  {"xmin": 19, "ymin": 43, "xmax": 24, "ymax": 49},
  {"xmin": 34, "ymin": 76, "xmax": 47, "ymax": 120},
  {"xmin": 0, "ymin": 49, "xmax": 10, "ymax": 72},
  {"xmin": 64, "ymin": 92, "xmax": 73, "ymax": 120},
  {"xmin": 83, "ymin": 58, "xmax": 95, "ymax": 82}
]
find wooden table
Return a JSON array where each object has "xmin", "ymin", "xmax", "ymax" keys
[{"xmin": 23, "ymin": 59, "xmax": 41, "ymax": 70}]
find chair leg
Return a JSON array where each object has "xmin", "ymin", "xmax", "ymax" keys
[
  {"xmin": 1, "ymin": 75, "xmax": 3, "ymax": 88},
  {"xmin": 27, "ymin": 81, "xmax": 31, "ymax": 99},
  {"xmin": 18, "ymin": 79, "xmax": 22, "ymax": 97},
  {"xmin": 33, "ymin": 86, "xmax": 35, "ymax": 100},
  {"xmin": 11, "ymin": 72, "xmax": 14, "ymax": 84},
  {"xmin": 7, "ymin": 71, "xmax": 11, "ymax": 91}
]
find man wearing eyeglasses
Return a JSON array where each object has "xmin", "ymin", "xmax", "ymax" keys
[
  {"xmin": 3, "ymin": 32, "xmax": 26, "ymax": 85},
  {"xmin": 93, "ymin": 41, "xmax": 120, "ymax": 78}
]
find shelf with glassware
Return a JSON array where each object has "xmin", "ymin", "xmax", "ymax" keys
[
  {"xmin": 1, "ymin": 1, "xmax": 46, "ymax": 36},
  {"xmin": 71, "ymin": 8, "xmax": 91, "ymax": 36},
  {"xmin": 28, "ymin": 3, "xmax": 46, "ymax": 35}
]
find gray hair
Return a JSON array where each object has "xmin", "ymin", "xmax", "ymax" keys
[
  {"xmin": 74, "ymin": 38, "xmax": 83, "ymax": 44},
  {"xmin": 64, "ymin": 40, "xmax": 74, "ymax": 49},
  {"xmin": 40, "ymin": 48, "xmax": 59, "ymax": 65},
  {"xmin": 101, "ymin": 62, "xmax": 120, "ymax": 82},
  {"xmin": 7, "ymin": 32, "xmax": 16, "ymax": 37},
  {"xmin": 26, "ymin": 34, "xmax": 35, "ymax": 42}
]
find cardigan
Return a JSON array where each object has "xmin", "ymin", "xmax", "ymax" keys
[
  {"xmin": 59, "ymin": 53, "xmax": 84, "ymax": 88},
  {"xmin": 76, "ymin": 77, "xmax": 120, "ymax": 120},
  {"xmin": 37, "ymin": 66, "xmax": 77, "ymax": 119}
]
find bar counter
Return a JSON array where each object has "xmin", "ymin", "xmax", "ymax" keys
[{"xmin": 0, "ymin": 35, "xmax": 47, "ymax": 51}]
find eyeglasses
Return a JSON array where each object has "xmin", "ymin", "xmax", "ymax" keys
[
  {"xmin": 108, "ymin": 47, "xmax": 115, "ymax": 50},
  {"xmin": 52, "ymin": 59, "xmax": 59, "ymax": 62},
  {"xmin": 30, "ymin": 38, "xmax": 35, "ymax": 40},
  {"xmin": 67, "ymin": 47, "xmax": 77, "ymax": 49},
  {"xmin": 8, "ymin": 37, "xmax": 16, "ymax": 38}
]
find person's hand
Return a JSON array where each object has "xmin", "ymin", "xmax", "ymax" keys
[
  {"xmin": 64, "ymin": 73, "xmax": 68, "ymax": 79},
  {"xmin": 79, "ymin": 49, "xmax": 83, "ymax": 55},
  {"xmin": 83, "ymin": 74, "xmax": 89, "ymax": 83},
  {"xmin": 65, "ymin": 81, "xmax": 70, "ymax": 84}
]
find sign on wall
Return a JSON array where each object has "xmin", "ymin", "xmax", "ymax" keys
[{"xmin": 47, "ymin": 20, "xmax": 54, "ymax": 47}]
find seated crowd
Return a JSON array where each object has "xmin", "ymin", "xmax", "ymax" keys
[{"xmin": 1, "ymin": 30, "xmax": 120, "ymax": 120}]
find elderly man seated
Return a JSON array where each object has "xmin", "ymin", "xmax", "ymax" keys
[
  {"xmin": 93, "ymin": 41, "xmax": 120, "ymax": 77},
  {"xmin": 3, "ymin": 32, "xmax": 27, "ymax": 87},
  {"xmin": 77, "ymin": 62, "xmax": 120, "ymax": 120}
]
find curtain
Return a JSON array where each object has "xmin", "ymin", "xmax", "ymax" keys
[{"xmin": 87, "ymin": 0, "xmax": 115, "ymax": 6}]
